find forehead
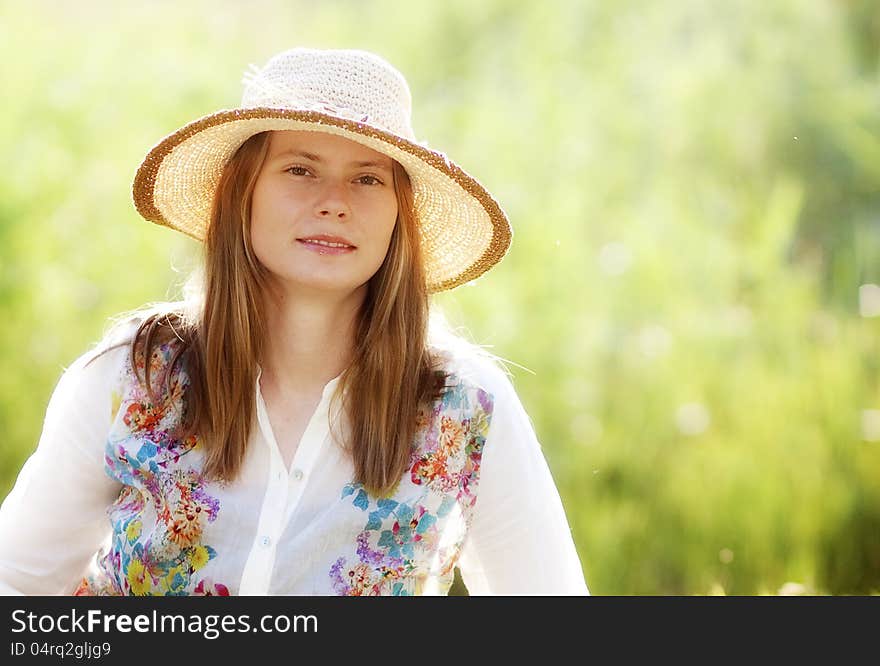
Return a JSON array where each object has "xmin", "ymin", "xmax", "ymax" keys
[{"xmin": 265, "ymin": 130, "xmax": 393, "ymax": 166}]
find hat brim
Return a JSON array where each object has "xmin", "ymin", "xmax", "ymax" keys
[{"xmin": 132, "ymin": 108, "xmax": 511, "ymax": 293}]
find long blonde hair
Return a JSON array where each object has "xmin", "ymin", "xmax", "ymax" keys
[{"xmin": 130, "ymin": 131, "xmax": 447, "ymax": 496}]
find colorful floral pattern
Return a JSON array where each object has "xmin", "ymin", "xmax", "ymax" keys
[
  {"xmin": 74, "ymin": 340, "xmax": 227, "ymax": 596},
  {"xmin": 329, "ymin": 376, "xmax": 494, "ymax": 595}
]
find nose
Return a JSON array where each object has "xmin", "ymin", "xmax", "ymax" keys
[{"xmin": 314, "ymin": 181, "xmax": 350, "ymax": 220}]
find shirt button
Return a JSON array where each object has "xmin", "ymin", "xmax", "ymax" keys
[
  {"xmin": 293, "ymin": 468, "xmax": 304, "ymax": 481},
  {"xmin": 276, "ymin": 470, "xmax": 284, "ymax": 482},
  {"xmin": 260, "ymin": 536, "xmax": 271, "ymax": 547}
]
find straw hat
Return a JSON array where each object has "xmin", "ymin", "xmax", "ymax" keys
[{"xmin": 132, "ymin": 47, "xmax": 512, "ymax": 292}]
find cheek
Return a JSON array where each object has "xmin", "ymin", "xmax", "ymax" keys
[
  {"xmin": 248, "ymin": 209, "xmax": 269, "ymax": 258},
  {"xmin": 249, "ymin": 183, "xmax": 287, "ymax": 252},
  {"xmin": 376, "ymin": 200, "xmax": 399, "ymax": 248},
  {"xmin": 249, "ymin": 183, "xmax": 269, "ymax": 244},
  {"xmin": 248, "ymin": 211, "xmax": 282, "ymax": 272}
]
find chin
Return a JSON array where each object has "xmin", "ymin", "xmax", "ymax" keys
[{"xmin": 282, "ymin": 273, "xmax": 370, "ymax": 296}]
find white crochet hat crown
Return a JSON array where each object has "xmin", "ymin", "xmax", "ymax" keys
[{"xmin": 132, "ymin": 47, "xmax": 511, "ymax": 292}]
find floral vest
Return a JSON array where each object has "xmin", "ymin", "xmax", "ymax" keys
[{"xmin": 74, "ymin": 339, "xmax": 494, "ymax": 596}]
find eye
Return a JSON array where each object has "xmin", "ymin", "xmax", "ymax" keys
[
  {"xmin": 285, "ymin": 165, "xmax": 312, "ymax": 176},
  {"xmin": 355, "ymin": 174, "xmax": 384, "ymax": 186}
]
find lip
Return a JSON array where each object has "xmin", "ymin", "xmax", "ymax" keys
[
  {"xmin": 297, "ymin": 234, "xmax": 357, "ymax": 248},
  {"xmin": 296, "ymin": 233, "xmax": 357, "ymax": 255}
]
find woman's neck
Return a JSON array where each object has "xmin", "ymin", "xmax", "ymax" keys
[{"xmin": 259, "ymin": 284, "xmax": 364, "ymax": 396}]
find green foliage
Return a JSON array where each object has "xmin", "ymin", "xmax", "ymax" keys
[{"xmin": 1, "ymin": 0, "xmax": 878, "ymax": 594}]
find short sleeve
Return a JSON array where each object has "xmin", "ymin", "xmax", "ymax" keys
[
  {"xmin": 457, "ymin": 357, "xmax": 589, "ymax": 595},
  {"xmin": 0, "ymin": 339, "xmax": 129, "ymax": 595}
]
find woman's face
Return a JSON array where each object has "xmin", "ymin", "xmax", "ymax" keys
[{"xmin": 250, "ymin": 130, "xmax": 399, "ymax": 298}]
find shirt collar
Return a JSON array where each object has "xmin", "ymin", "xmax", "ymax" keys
[{"xmin": 255, "ymin": 365, "xmax": 344, "ymax": 402}]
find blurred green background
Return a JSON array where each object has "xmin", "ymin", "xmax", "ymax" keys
[{"xmin": 2, "ymin": 0, "xmax": 879, "ymax": 595}]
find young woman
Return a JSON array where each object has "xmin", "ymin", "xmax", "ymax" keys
[{"xmin": 0, "ymin": 48, "xmax": 588, "ymax": 596}]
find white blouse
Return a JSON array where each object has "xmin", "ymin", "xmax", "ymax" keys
[{"xmin": 0, "ymin": 322, "xmax": 588, "ymax": 596}]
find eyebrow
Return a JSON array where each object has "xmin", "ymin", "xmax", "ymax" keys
[{"xmin": 271, "ymin": 149, "xmax": 393, "ymax": 171}]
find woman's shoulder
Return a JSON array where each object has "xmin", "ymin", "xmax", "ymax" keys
[
  {"xmin": 72, "ymin": 302, "xmax": 188, "ymax": 385},
  {"xmin": 72, "ymin": 316, "xmax": 140, "ymax": 375},
  {"xmin": 40, "ymin": 315, "xmax": 141, "ymax": 425},
  {"xmin": 427, "ymin": 330, "xmax": 518, "ymax": 408}
]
